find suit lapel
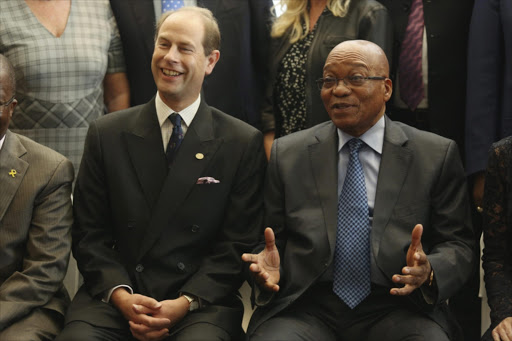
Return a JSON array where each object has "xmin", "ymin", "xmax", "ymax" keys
[
  {"xmin": 372, "ymin": 117, "xmax": 412, "ymax": 266},
  {"xmin": 309, "ymin": 123, "xmax": 339, "ymax": 257},
  {"xmin": 0, "ymin": 131, "xmax": 29, "ymax": 222},
  {"xmin": 123, "ymin": 99, "xmax": 168, "ymax": 210},
  {"xmin": 136, "ymin": 101, "xmax": 222, "ymax": 259}
]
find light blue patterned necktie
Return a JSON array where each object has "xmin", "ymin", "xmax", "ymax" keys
[
  {"xmin": 161, "ymin": 0, "xmax": 184, "ymax": 13},
  {"xmin": 333, "ymin": 138, "xmax": 371, "ymax": 309}
]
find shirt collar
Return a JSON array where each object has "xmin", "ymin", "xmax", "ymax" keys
[
  {"xmin": 0, "ymin": 134, "xmax": 5, "ymax": 151},
  {"xmin": 337, "ymin": 115, "xmax": 385, "ymax": 154},
  {"xmin": 155, "ymin": 92, "xmax": 201, "ymax": 128}
]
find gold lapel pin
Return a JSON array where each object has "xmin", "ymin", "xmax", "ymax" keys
[
  {"xmin": 195, "ymin": 153, "xmax": 204, "ymax": 160},
  {"xmin": 8, "ymin": 169, "xmax": 17, "ymax": 178}
]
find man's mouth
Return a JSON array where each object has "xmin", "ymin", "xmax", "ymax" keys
[{"xmin": 162, "ymin": 69, "xmax": 182, "ymax": 77}]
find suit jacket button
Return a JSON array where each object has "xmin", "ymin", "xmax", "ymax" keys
[
  {"xmin": 177, "ymin": 262, "xmax": 186, "ymax": 272},
  {"xmin": 191, "ymin": 225, "xmax": 200, "ymax": 232},
  {"xmin": 136, "ymin": 264, "xmax": 144, "ymax": 272}
]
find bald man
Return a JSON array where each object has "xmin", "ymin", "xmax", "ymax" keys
[
  {"xmin": 0, "ymin": 55, "xmax": 73, "ymax": 340},
  {"xmin": 242, "ymin": 40, "xmax": 474, "ymax": 341}
]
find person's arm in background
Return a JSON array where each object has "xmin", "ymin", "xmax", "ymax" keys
[
  {"xmin": 465, "ymin": 0, "xmax": 502, "ymax": 208},
  {"xmin": 104, "ymin": 72, "xmax": 130, "ymax": 112},
  {"xmin": 103, "ymin": 1, "xmax": 130, "ymax": 113}
]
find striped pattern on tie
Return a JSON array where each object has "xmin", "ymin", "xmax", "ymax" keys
[{"xmin": 398, "ymin": 0, "xmax": 425, "ymax": 111}]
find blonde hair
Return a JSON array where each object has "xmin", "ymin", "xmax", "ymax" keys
[{"xmin": 272, "ymin": 0, "xmax": 351, "ymax": 43}]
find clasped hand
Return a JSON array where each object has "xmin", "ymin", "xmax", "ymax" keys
[
  {"xmin": 390, "ymin": 224, "xmax": 432, "ymax": 296},
  {"xmin": 242, "ymin": 227, "xmax": 281, "ymax": 292},
  {"xmin": 111, "ymin": 288, "xmax": 189, "ymax": 341}
]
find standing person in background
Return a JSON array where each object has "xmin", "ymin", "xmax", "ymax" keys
[
  {"xmin": 261, "ymin": 0, "xmax": 392, "ymax": 159},
  {"xmin": 0, "ymin": 0, "xmax": 130, "ymax": 176},
  {"xmin": 376, "ymin": 0, "xmax": 478, "ymax": 338},
  {"xmin": 0, "ymin": 54, "xmax": 74, "ymax": 341},
  {"xmin": 109, "ymin": 0, "xmax": 273, "ymax": 128},
  {"xmin": 481, "ymin": 136, "xmax": 512, "ymax": 341},
  {"xmin": 466, "ymin": 0, "xmax": 512, "ymax": 226}
]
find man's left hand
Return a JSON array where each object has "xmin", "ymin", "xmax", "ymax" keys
[
  {"xmin": 390, "ymin": 224, "xmax": 431, "ymax": 296},
  {"xmin": 129, "ymin": 296, "xmax": 190, "ymax": 341}
]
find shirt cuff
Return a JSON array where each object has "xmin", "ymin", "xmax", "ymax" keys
[{"xmin": 102, "ymin": 285, "xmax": 133, "ymax": 303}]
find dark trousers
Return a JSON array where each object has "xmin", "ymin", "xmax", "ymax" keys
[{"xmin": 250, "ymin": 282, "xmax": 451, "ymax": 341}]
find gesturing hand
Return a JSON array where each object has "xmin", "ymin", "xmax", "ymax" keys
[
  {"xmin": 390, "ymin": 224, "xmax": 432, "ymax": 296},
  {"xmin": 492, "ymin": 317, "xmax": 512, "ymax": 341},
  {"xmin": 242, "ymin": 227, "xmax": 280, "ymax": 292}
]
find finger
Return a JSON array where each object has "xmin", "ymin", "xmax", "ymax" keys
[
  {"xmin": 410, "ymin": 224, "xmax": 423, "ymax": 251},
  {"xmin": 133, "ymin": 294, "xmax": 162, "ymax": 310},
  {"xmin": 491, "ymin": 328, "xmax": 500, "ymax": 341},
  {"xmin": 401, "ymin": 265, "xmax": 427, "ymax": 277},
  {"xmin": 249, "ymin": 263, "xmax": 262, "ymax": 274},
  {"xmin": 132, "ymin": 304, "xmax": 163, "ymax": 315},
  {"xmin": 393, "ymin": 274, "xmax": 423, "ymax": 287},
  {"xmin": 498, "ymin": 327, "xmax": 510, "ymax": 341},
  {"xmin": 263, "ymin": 282, "xmax": 280, "ymax": 292},
  {"xmin": 264, "ymin": 227, "xmax": 276, "ymax": 252},
  {"xmin": 241, "ymin": 253, "xmax": 257, "ymax": 263},
  {"xmin": 134, "ymin": 314, "xmax": 171, "ymax": 329},
  {"xmin": 389, "ymin": 284, "xmax": 414, "ymax": 296},
  {"xmin": 129, "ymin": 322, "xmax": 169, "ymax": 341}
]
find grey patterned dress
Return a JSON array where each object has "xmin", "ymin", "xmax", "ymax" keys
[{"xmin": 0, "ymin": 0, "xmax": 125, "ymax": 175}]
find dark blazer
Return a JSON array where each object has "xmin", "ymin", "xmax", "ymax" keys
[
  {"xmin": 376, "ymin": 0, "xmax": 474, "ymax": 156},
  {"xmin": 248, "ymin": 116, "xmax": 474, "ymax": 337},
  {"xmin": 465, "ymin": 0, "xmax": 512, "ymax": 175},
  {"xmin": 109, "ymin": 0, "xmax": 273, "ymax": 128},
  {"xmin": 67, "ymin": 98, "xmax": 266, "ymax": 335},
  {"xmin": 0, "ymin": 131, "xmax": 73, "ymax": 336},
  {"xmin": 261, "ymin": 0, "xmax": 393, "ymax": 135}
]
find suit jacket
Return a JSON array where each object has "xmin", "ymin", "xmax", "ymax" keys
[
  {"xmin": 465, "ymin": 0, "xmax": 512, "ymax": 175},
  {"xmin": 0, "ymin": 131, "xmax": 73, "ymax": 331},
  {"xmin": 68, "ymin": 98, "xmax": 266, "ymax": 333},
  {"xmin": 247, "ymin": 116, "xmax": 474, "ymax": 336},
  {"xmin": 376, "ymin": 0, "xmax": 474, "ymax": 156},
  {"xmin": 109, "ymin": 0, "xmax": 273, "ymax": 128}
]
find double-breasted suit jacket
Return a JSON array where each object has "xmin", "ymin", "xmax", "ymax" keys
[
  {"xmin": 248, "ymin": 116, "xmax": 474, "ymax": 335},
  {"xmin": 0, "ymin": 131, "xmax": 73, "ymax": 335},
  {"xmin": 67, "ymin": 98, "xmax": 266, "ymax": 334}
]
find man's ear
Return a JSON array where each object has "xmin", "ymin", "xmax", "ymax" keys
[
  {"xmin": 205, "ymin": 50, "xmax": 220, "ymax": 76},
  {"xmin": 383, "ymin": 78, "xmax": 392, "ymax": 102}
]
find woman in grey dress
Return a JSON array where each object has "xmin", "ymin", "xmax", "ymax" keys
[{"xmin": 0, "ymin": 0, "xmax": 130, "ymax": 174}]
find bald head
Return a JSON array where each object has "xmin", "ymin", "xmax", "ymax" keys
[
  {"xmin": 325, "ymin": 40, "xmax": 390, "ymax": 78},
  {"xmin": 320, "ymin": 40, "xmax": 392, "ymax": 137},
  {"xmin": 0, "ymin": 54, "xmax": 16, "ymax": 96}
]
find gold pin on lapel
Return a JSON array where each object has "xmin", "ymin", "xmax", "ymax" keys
[
  {"xmin": 195, "ymin": 153, "xmax": 204, "ymax": 160},
  {"xmin": 8, "ymin": 169, "xmax": 17, "ymax": 178}
]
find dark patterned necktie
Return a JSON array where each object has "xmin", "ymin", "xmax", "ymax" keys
[
  {"xmin": 398, "ymin": 0, "xmax": 425, "ymax": 111},
  {"xmin": 161, "ymin": 0, "xmax": 184, "ymax": 13},
  {"xmin": 166, "ymin": 113, "xmax": 183, "ymax": 169},
  {"xmin": 333, "ymin": 138, "xmax": 371, "ymax": 309}
]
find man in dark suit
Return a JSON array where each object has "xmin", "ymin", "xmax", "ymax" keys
[
  {"xmin": 56, "ymin": 7, "xmax": 266, "ymax": 341},
  {"xmin": 109, "ymin": 0, "xmax": 272, "ymax": 128},
  {"xmin": 0, "ymin": 55, "xmax": 74, "ymax": 340},
  {"xmin": 242, "ymin": 40, "xmax": 474, "ymax": 341}
]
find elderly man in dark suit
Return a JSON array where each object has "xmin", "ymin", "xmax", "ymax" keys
[
  {"xmin": 0, "ymin": 55, "xmax": 74, "ymax": 340},
  {"xmin": 109, "ymin": 0, "xmax": 273, "ymax": 129},
  {"xmin": 56, "ymin": 7, "xmax": 266, "ymax": 341},
  {"xmin": 242, "ymin": 40, "xmax": 474, "ymax": 341}
]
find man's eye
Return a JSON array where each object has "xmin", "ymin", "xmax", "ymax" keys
[{"xmin": 324, "ymin": 78, "xmax": 336, "ymax": 86}]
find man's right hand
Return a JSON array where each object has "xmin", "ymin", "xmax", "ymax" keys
[
  {"xmin": 492, "ymin": 317, "xmax": 512, "ymax": 341},
  {"xmin": 242, "ymin": 227, "xmax": 280, "ymax": 292},
  {"xmin": 110, "ymin": 288, "xmax": 171, "ymax": 339}
]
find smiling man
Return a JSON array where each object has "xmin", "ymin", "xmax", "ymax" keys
[
  {"xmin": 56, "ymin": 7, "xmax": 266, "ymax": 341},
  {"xmin": 242, "ymin": 40, "xmax": 474, "ymax": 341}
]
